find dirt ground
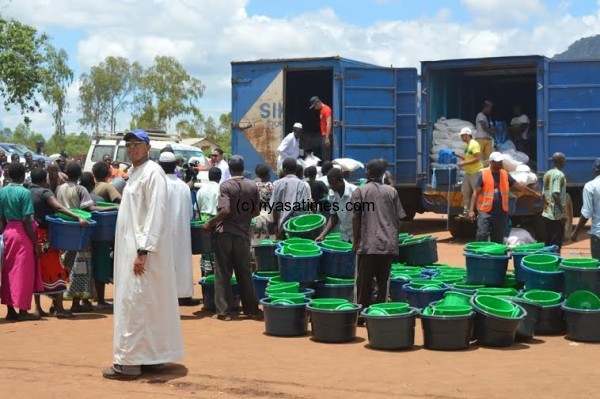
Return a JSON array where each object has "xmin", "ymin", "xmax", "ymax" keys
[{"xmin": 2, "ymin": 214, "xmax": 599, "ymax": 399}]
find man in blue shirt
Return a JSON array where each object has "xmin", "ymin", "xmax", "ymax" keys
[{"xmin": 571, "ymin": 158, "xmax": 600, "ymax": 259}]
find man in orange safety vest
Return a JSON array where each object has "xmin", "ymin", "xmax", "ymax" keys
[{"xmin": 469, "ymin": 152, "xmax": 542, "ymax": 243}]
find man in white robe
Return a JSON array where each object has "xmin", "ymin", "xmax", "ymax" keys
[
  {"xmin": 158, "ymin": 151, "xmax": 199, "ymax": 306},
  {"xmin": 103, "ymin": 129, "xmax": 184, "ymax": 380},
  {"xmin": 276, "ymin": 122, "xmax": 303, "ymax": 171}
]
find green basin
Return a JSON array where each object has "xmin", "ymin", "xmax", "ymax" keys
[
  {"xmin": 474, "ymin": 295, "xmax": 518, "ymax": 317},
  {"xmin": 565, "ymin": 290, "xmax": 600, "ymax": 310},
  {"xmin": 522, "ymin": 289, "xmax": 562, "ymax": 306},
  {"xmin": 309, "ymin": 298, "xmax": 349, "ymax": 309},
  {"xmin": 370, "ymin": 302, "xmax": 409, "ymax": 314},
  {"xmin": 56, "ymin": 208, "xmax": 93, "ymax": 221},
  {"xmin": 265, "ymin": 282, "xmax": 299, "ymax": 294},
  {"xmin": 522, "ymin": 254, "xmax": 561, "ymax": 271}
]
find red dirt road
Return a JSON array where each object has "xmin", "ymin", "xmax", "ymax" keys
[{"xmin": 1, "ymin": 214, "xmax": 598, "ymax": 399}]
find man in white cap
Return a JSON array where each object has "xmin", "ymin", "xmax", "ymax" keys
[
  {"xmin": 469, "ymin": 151, "xmax": 542, "ymax": 243},
  {"xmin": 158, "ymin": 150, "xmax": 199, "ymax": 307},
  {"xmin": 103, "ymin": 128, "xmax": 184, "ymax": 380},
  {"xmin": 276, "ymin": 122, "xmax": 303, "ymax": 171},
  {"xmin": 456, "ymin": 126, "xmax": 483, "ymax": 215}
]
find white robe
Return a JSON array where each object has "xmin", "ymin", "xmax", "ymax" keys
[
  {"xmin": 113, "ymin": 160, "xmax": 184, "ymax": 366},
  {"xmin": 165, "ymin": 174, "xmax": 194, "ymax": 298}
]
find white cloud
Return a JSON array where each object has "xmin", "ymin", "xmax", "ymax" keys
[
  {"xmin": 460, "ymin": 0, "xmax": 546, "ymax": 26},
  {"xmin": 1, "ymin": 0, "xmax": 599, "ymax": 137}
]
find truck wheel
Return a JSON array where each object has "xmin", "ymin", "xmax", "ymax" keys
[
  {"xmin": 401, "ymin": 209, "xmax": 416, "ymax": 222},
  {"xmin": 564, "ymin": 193, "xmax": 574, "ymax": 242}
]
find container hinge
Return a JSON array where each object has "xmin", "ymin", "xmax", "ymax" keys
[
  {"xmin": 333, "ymin": 73, "xmax": 343, "ymax": 80},
  {"xmin": 333, "ymin": 120, "xmax": 344, "ymax": 127},
  {"xmin": 418, "ymin": 123, "xmax": 428, "ymax": 130},
  {"xmin": 231, "ymin": 121, "xmax": 254, "ymax": 130},
  {"xmin": 537, "ymin": 120, "xmax": 544, "ymax": 127},
  {"xmin": 231, "ymin": 77, "xmax": 251, "ymax": 85}
]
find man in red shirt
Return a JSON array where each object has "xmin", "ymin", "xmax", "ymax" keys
[{"xmin": 309, "ymin": 96, "xmax": 333, "ymax": 162}]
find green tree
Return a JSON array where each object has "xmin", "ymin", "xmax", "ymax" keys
[
  {"xmin": 10, "ymin": 123, "xmax": 45, "ymax": 150},
  {"xmin": 0, "ymin": 17, "xmax": 50, "ymax": 124},
  {"xmin": 202, "ymin": 112, "xmax": 231, "ymax": 154},
  {"xmin": 132, "ymin": 56, "xmax": 205, "ymax": 129},
  {"xmin": 46, "ymin": 132, "xmax": 91, "ymax": 158},
  {"xmin": 41, "ymin": 47, "xmax": 73, "ymax": 136},
  {"xmin": 79, "ymin": 56, "xmax": 142, "ymax": 135},
  {"xmin": 175, "ymin": 119, "xmax": 199, "ymax": 138}
]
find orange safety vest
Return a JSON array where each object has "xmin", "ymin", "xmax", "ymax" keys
[{"xmin": 477, "ymin": 168, "xmax": 509, "ymax": 212}]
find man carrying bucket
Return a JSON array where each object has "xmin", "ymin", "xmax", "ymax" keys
[
  {"xmin": 352, "ymin": 159, "xmax": 405, "ymax": 324},
  {"xmin": 316, "ymin": 167, "xmax": 356, "ymax": 243}
]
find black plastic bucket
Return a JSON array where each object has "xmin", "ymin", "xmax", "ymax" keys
[
  {"xmin": 561, "ymin": 265, "xmax": 600, "ymax": 296},
  {"xmin": 199, "ymin": 279, "xmax": 240, "ymax": 312},
  {"xmin": 471, "ymin": 297, "xmax": 527, "ymax": 347},
  {"xmin": 276, "ymin": 249, "xmax": 321, "ymax": 282},
  {"xmin": 397, "ymin": 237, "xmax": 438, "ymax": 266},
  {"xmin": 191, "ymin": 224, "xmax": 213, "ymax": 255},
  {"xmin": 534, "ymin": 302, "xmax": 566, "ymax": 335},
  {"xmin": 253, "ymin": 244, "xmax": 279, "ymax": 271},
  {"xmin": 521, "ymin": 265, "xmax": 564, "ymax": 293},
  {"xmin": 562, "ymin": 304, "xmax": 600, "ymax": 342},
  {"xmin": 260, "ymin": 298, "xmax": 309, "ymax": 337},
  {"xmin": 510, "ymin": 298, "xmax": 541, "ymax": 341},
  {"xmin": 313, "ymin": 282, "xmax": 354, "ymax": 302},
  {"xmin": 419, "ymin": 311, "xmax": 475, "ymax": 351},
  {"xmin": 361, "ymin": 308, "xmax": 417, "ymax": 350},
  {"xmin": 308, "ymin": 304, "xmax": 361, "ymax": 343}
]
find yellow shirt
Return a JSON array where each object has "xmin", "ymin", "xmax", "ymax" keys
[{"xmin": 464, "ymin": 139, "xmax": 483, "ymax": 174}]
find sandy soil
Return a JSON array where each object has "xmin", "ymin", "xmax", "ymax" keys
[{"xmin": 1, "ymin": 214, "xmax": 599, "ymax": 399}]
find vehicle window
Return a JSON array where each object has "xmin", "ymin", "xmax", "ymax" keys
[
  {"xmin": 115, "ymin": 147, "xmax": 128, "ymax": 163},
  {"xmin": 4, "ymin": 144, "xmax": 25, "ymax": 156},
  {"xmin": 14, "ymin": 144, "xmax": 34, "ymax": 154},
  {"xmin": 149, "ymin": 149, "xmax": 160, "ymax": 161},
  {"xmin": 91, "ymin": 145, "xmax": 115, "ymax": 162},
  {"xmin": 174, "ymin": 150, "xmax": 209, "ymax": 166}
]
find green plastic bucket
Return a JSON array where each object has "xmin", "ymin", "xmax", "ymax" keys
[
  {"xmin": 324, "ymin": 277, "xmax": 354, "ymax": 285},
  {"xmin": 56, "ymin": 208, "xmax": 93, "ymax": 221},
  {"xmin": 474, "ymin": 295, "xmax": 518, "ymax": 317},
  {"xmin": 513, "ymin": 242, "xmax": 546, "ymax": 252},
  {"xmin": 286, "ymin": 243, "xmax": 321, "ymax": 256},
  {"xmin": 366, "ymin": 307, "xmax": 389, "ymax": 316},
  {"xmin": 309, "ymin": 298, "xmax": 349, "ymax": 309},
  {"xmin": 431, "ymin": 304, "xmax": 472, "ymax": 316},
  {"xmin": 402, "ymin": 235, "xmax": 432, "ymax": 245},
  {"xmin": 442, "ymin": 291, "xmax": 472, "ymax": 306},
  {"xmin": 289, "ymin": 214, "xmax": 326, "ymax": 231},
  {"xmin": 465, "ymin": 241, "xmax": 499, "ymax": 252},
  {"xmin": 370, "ymin": 302, "xmax": 409, "ymax": 314},
  {"xmin": 96, "ymin": 201, "xmax": 117, "ymax": 207},
  {"xmin": 521, "ymin": 254, "xmax": 561, "ymax": 271},
  {"xmin": 561, "ymin": 258, "xmax": 600, "ymax": 269},
  {"xmin": 476, "ymin": 287, "xmax": 519, "ymax": 297},
  {"xmin": 452, "ymin": 282, "xmax": 486, "ymax": 291},
  {"xmin": 268, "ymin": 276, "xmax": 284, "ymax": 286},
  {"xmin": 565, "ymin": 290, "xmax": 600, "ymax": 310},
  {"xmin": 470, "ymin": 244, "xmax": 508, "ymax": 255},
  {"xmin": 522, "ymin": 290, "xmax": 562, "ymax": 306},
  {"xmin": 321, "ymin": 240, "xmax": 352, "ymax": 251},
  {"xmin": 282, "ymin": 237, "xmax": 314, "ymax": 246},
  {"xmin": 325, "ymin": 233, "xmax": 341, "ymax": 240},
  {"xmin": 434, "ymin": 274, "xmax": 465, "ymax": 284},
  {"xmin": 268, "ymin": 292, "xmax": 306, "ymax": 304},
  {"xmin": 271, "ymin": 299, "xmax": 296, "ymax": 305},
  {"xmin": 265, "ymin": 282, "xmax": 299, "ymax": 294},
  {"xmin": 409, "ymin": 278, "xmax": 436, "ymax": 288}
]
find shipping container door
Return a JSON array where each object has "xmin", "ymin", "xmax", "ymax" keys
[
  {"xmin": 342, "ymin": 67, "xmax": 398, "ymax": 179},
  {"xmin": 395, "ymin": 68, "xmax": 419, "ymax": 185},
  {"xmin": 231, "ymin": 65, "xmax": 284, "ymax": 174},
  {"xmin": 546, "ymin": 60, "xmax": 600, "ymax": 186}
]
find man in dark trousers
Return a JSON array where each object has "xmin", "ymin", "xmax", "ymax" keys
[
  {"xmin": 469, "ymin": 152, "xmax": 542, "ymax": 243},
  {"xmin": 309, "ymin": 96, "xmax": 333, "ymax": 162},
  {"xmin": 542, "ymin": 152, "xmax": 567, "ymax": 250},
  {"xmin": 203, "ymin": 155, "xmax": 261, "ymax": 321},
  {"xmin": 352, "ymin": 159, "xmax": 405, "ymax": 324}
]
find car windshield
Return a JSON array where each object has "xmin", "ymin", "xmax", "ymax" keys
[
  {"xmin": 174, "ymin": 150, "xmax": 209, "ymax": 167},
  {"xmin": 6, "ymin": 144, "xmax": 33, "ymax": 156}
]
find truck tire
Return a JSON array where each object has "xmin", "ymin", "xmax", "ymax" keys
[
  {"xmin": 448, "ymin": 216, "xmax": 476, "ymax": 239},
  {"xmin": 564, "ymin": 193, "xmax": 574, "ymax": 242}
]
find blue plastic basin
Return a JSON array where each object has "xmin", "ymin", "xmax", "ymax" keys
[
  {"xmin": 401, "ymin": 283, "xmax": 449, "ymax": 309},
  {"xmin": 90, "ymin": 210, "xmax": 118, "ymax": 241},
  {"xmin": 46, "ymin": 216, "xmax": 96, "ymax": 251},
  {"xmin": 275, "ymin": 248, "xmax": 321, "ymax": 283},
  {"xmin": 465, "ymin": 253, "xmax": 510, "ymax": 286},
  {"xmin": 318, "ymin": 246, "xmax": 355, "ymax": 278}
]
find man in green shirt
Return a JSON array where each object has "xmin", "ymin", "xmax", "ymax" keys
[
  {"xmin": 456, "ymin": 127, "xmax": 483, "ymax": 215},
  {"xmin": 542, "ymin": 152, "xmax": 567, "ymax": 250}
]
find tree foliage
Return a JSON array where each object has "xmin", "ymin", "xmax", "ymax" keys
[
  {"xmin": 0, "ymin": 17, "xmax": 50, "ymax": 124},
  {"xmin": 41, "ymin": 47, "xmax": 73, "ymax": 136},
  {"xmin": 79, "ymin": 56, "xmax": 142, "ymax": 135},
  {"xmin": 132, "ymin": 56, "xmax": 205, "ymax": 129}
]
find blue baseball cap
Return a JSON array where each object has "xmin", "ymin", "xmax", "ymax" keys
[
  {"xmin": 124, "ymin": 128, "xmax": 150, "ymax": 144},
  {"xmin": 593, "ymin": 158, "xmax": 600, "ymax": 172}
]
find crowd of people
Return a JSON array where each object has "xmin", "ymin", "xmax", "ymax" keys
[{"xmin": 2, "ymin": 123, "xmax": 600, "ymax": 381}]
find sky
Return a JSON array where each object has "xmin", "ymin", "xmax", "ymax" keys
[{"xmin": 1, "ymin": 0, "xmax": 599, "ymax": 138}]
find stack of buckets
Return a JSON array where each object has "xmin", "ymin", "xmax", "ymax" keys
[{"xmin": 46, "ymin": 209, "xmax": 97, "ymax": 251}]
